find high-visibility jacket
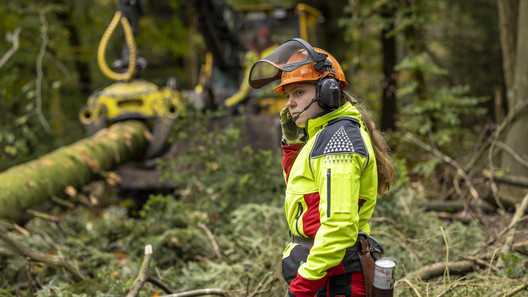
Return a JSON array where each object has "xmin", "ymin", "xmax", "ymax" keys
[{"xmin": 281, "ymin": 102, "xmax": 378, "ymax": 296}]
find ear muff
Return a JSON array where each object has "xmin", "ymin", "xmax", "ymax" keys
[{"xmin": 316, "ymin": 75, "xmax": 341, "ymax": 110}]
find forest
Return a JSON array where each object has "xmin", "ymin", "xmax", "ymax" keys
[{"xmin": 0, "ymin": 0, "xmax": 527, "ymax": 296}]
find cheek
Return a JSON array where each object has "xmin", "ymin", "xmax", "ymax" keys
[{"xmin": 295, "ymin": 113, "xmax": 308, "ymax": 127}]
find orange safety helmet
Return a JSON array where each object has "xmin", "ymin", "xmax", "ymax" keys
[
  {"xmin": 273, "ymin": 47, "xmax": 347, "ymax": 94},
  {"xmin": 248, "ymin": 38, "xmax": 348, "ymax": 93}
]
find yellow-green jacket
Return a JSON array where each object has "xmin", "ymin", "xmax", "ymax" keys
[{"xmin": 281, "ymin": 102, "xmax": 378, "ymax": 295}]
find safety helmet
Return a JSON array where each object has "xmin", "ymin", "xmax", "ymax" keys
[
  {"xmin": 273, "ymin": 47, "xmax": 347, "ymax": 94},
  {"xmin": 248, "ymin": 38, "xmax": 348, "ymax": 93}
]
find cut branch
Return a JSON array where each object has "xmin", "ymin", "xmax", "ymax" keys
[
  {"xmin": 126, "ymin": 244, "xmax": 153, "ymax": 297},
  {"xmin": 158, "ymin": 289, "xmax": 229, "ymax": 297},
  {"xmin": 0, "ymin": 224, "xmax": 83, "ymax": 282},
  {"xmin": 147, "ymin": 277, "xmax": 174, "ymax": 294},
  {"xmin": 499, "ymin": 192, "xmax": 528, "ymax": 266},
  {"xmin": 402, "ymin": 260, "xmax": 475, "ymax": 281}
]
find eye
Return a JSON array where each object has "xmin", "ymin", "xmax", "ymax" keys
[{"xmin": 296, "ymin": 89, "xmax": 303, "ymax": 96}]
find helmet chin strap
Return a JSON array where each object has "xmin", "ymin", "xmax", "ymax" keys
[{"xmin": 291, "ymin": 97, "xmax": 318, "ymax": 122}]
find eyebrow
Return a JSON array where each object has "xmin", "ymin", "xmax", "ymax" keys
[{"xmin": 285, "ymin": 85, "xmax": 305, "ymax": 95}]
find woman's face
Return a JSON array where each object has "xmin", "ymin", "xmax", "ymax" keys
[{"xmin": 284, "ymin": 83, "xmax": 323, "ymax": 128}]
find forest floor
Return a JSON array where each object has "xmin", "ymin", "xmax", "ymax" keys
[{"xmin": 1, "ymin": 113, "xmax": 527, "ymax": 297}]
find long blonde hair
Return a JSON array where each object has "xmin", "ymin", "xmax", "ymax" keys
[{"xmin": 342, "ymin": 91, "xmax": 395, "ymax": 195}]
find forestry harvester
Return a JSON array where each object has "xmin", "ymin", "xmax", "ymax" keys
[{"xmin": 78, "ymin": 0, "xmax": 324, "ymax": 192}]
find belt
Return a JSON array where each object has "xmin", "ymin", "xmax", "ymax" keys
[
  {"xmin": 291, "ymin": 233, "xmax": 315, "ymax": 247},
  {"xmin": 290, "ymin": 232, "xmax": 362, "ymax": 252}
]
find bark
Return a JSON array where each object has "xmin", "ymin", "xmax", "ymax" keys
[
  {"xmin": 403, "ymin": 260, "xmax": 475, "ymax": 281},
  {"xmin": 499, "ymin": 191, "xmax": 528, "ymax": 266},
  {"xmin": 55, "ymin": 0, "xmax": 93, "ymax": 96},
  {"xmin": 403, "ymin": 241, "xmax": 528, "ymax": 282},
  {"xmin": 380, "ymin": 4, "xmax": 398, "ymax": 132},
  {"xmin": 497, "ymin": 0, "xmax": 519, "ymax": 98},
  {"xmin": 483, "ymin": 169, "xmax": 528, "ymax": 188},
  {"xmin": 158, "ymin": 289, "xmax": 228, "ymax": 297},
  {"xmin": 126, "ymin": 244, "xmax": 153, "ymax": 297},
  {"xmin": 0, "ymin": 121, "xmax": 149, "ymax": 223},
  {"xmin": 501, "ymin": 0, "xmax": 528, "ymax": 200}
]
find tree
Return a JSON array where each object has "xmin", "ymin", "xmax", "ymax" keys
[
  {"xmin": 497, "ymin": 0, "xmax": 528, "ymax": 201},
  {"xmin": 380, "ymin": 3, "xmax": 398, "ymax": 131}
]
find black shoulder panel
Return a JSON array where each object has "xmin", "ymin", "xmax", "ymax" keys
[{"xmin": 310, "ymin": 118, "xmax": 368, "ymax": 159}]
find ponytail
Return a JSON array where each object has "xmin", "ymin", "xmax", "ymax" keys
[{"xmin": 342, "ymin": 91, "xmax": 395, "ymax": 195}]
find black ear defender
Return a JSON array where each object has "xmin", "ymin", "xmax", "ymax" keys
[{"xmin": 316, "ymin": 74, "xmax": 341, "ymax": 110}]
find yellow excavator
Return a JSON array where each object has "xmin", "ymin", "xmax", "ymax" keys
[
  {"xmin": 78, "ymin": 0, "xmax": 324, "ymax": 191},
  {"xmin": 190, "ymin": 1, "xmax": 324, "ymax": 116},
  {"xmin": 79, "ymin": 0, "xmax": 183, "ymax": 160}
]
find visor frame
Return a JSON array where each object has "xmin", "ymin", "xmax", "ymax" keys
[{"xmin": 248, "ymin": 38, "xmax": 328, "ymax": 89}]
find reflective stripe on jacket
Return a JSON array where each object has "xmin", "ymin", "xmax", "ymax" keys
[{"xmin": 281, "ymin": 102, "xmax": 378, "ymax": 283}]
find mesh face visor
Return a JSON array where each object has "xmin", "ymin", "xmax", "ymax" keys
[{"xmin": 248, "ymin": 38, "xmax": 328, "ymax": 89}]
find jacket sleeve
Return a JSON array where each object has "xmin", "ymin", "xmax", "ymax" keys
[{"xmin": 282, "ymin": 143, "xmax": 303, "ymax": 183}]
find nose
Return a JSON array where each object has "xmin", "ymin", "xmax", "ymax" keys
[{"xmin": 286, "ymin": 96, "xmax": 296, "ymax": 108}]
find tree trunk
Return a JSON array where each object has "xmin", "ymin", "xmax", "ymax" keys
[
  {"xmin": 500, "ymin": 0, "xmax": 528, "ymax": 201},
  {"xmin": 380, "ymin": 4, "xmax": 398, "ymax": 132},
  {"xmin": 0, "ymin": 121, "xmax": 149, "ymax": 223},
  {"xmin": 55, "ymin": 0, "xmax": 93, "ymax": 97},
  {"xmin": 497, "ymin": 0, "xmax": 519, "ymax": 100}
]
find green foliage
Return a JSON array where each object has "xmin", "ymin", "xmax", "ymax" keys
[
  {"xmin": 0, "ymin": 1, "xmax": 104, "ymax": 171},
  {"xmin": 501, "ymin": 253, "xmax": 528, "ymax": 279},
  {"xmin": 0, "ymin": 107, "xmax": 289, "ymax": 295},
  {"xmin": 157, "ymin": 107, "xmax": 285, "ymax": 227},
  {"xmin": 0, "ymin": 0, "xmax": 525, "ymax": 296}
]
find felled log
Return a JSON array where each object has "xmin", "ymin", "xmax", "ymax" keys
[
  {"xmin": 403, "ymin": 260, "xmax": 476, "ymax": 281},
  {"xmin": 0, "ymin": 121, "xmax": 149, "ymax": 222},
  {"xmin": 403, "ymin": 239, "xmax": 528, "ymax": 282}
]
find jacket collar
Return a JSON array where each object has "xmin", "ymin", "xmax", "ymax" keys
[{"xmin": 305, "ymin": 102, "xmax": 363, "ymax": 139}]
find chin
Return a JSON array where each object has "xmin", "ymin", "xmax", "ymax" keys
[{"xmin": 295, "ymin": 119, "xmax": 306, "ymax": 128}]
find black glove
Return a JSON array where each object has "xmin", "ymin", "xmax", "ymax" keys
[{"xmin": 280, "ymin": 107, "xmax": 307, "ymax": 145}]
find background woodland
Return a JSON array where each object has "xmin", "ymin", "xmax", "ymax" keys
[{"xmin": 0, "ymin": 0, "xmax": 527, "ymax": 296}]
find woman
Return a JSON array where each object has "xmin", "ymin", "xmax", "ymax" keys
[{"xmin": 249, "ymin": 38, "xmax": 394, "ymax": 297}]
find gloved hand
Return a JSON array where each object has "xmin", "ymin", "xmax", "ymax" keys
[{"xmin": 280, "ymin": 107, "xmax": 307, "ymax": 145}]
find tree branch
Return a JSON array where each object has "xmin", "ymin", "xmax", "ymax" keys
[
  {"xmin": 402, "ymin": 260, "xmax": 475, "ymax": 281},
  {"xmin": 158, "ymin": 289, "xmax": 229, "ymax": 297},
  {"xmin": 499, "ymin": 191, "xmax": 528, "ymax": 266},
  {"xmin": 35, "ymin": 9, "xmax": 52, "ymax": 134},
  {"xmin": 483, "ymin": 169, "xmax": 528, "ymax": 188},
  {"xmin": 0, "ymin": 27, "xmax": 21, "ymax": 69},
  {"xmin": 147, "ymin": 277, "xmax": 174, "ymax": 294},
  {"xmin": 197, "ymin": 222, "xmax": 223, "ymax": 261},
  {"xmin": 0, "ymin": 224, "xmax": 83, "ymax": 282},
  {"xmin": 405, "ymin": 132, "xmax": 480, "ymax": 201},
  {"xmin": 126, "ymin": 244, "xmax": 153, "ymax": 297}
]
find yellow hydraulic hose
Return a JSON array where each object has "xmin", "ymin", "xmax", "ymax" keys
[{"xmin": 97, "ymin": 11, "xmax": 136, "ymax": 81}]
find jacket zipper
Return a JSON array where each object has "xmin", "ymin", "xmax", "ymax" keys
[
  {"xmin": 327, "ymin": 168, "xmax": 331, "ymax": 218},
  {"xmin": 295, "ymin": 202, "xmax": 303, "ymax": 235}
]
